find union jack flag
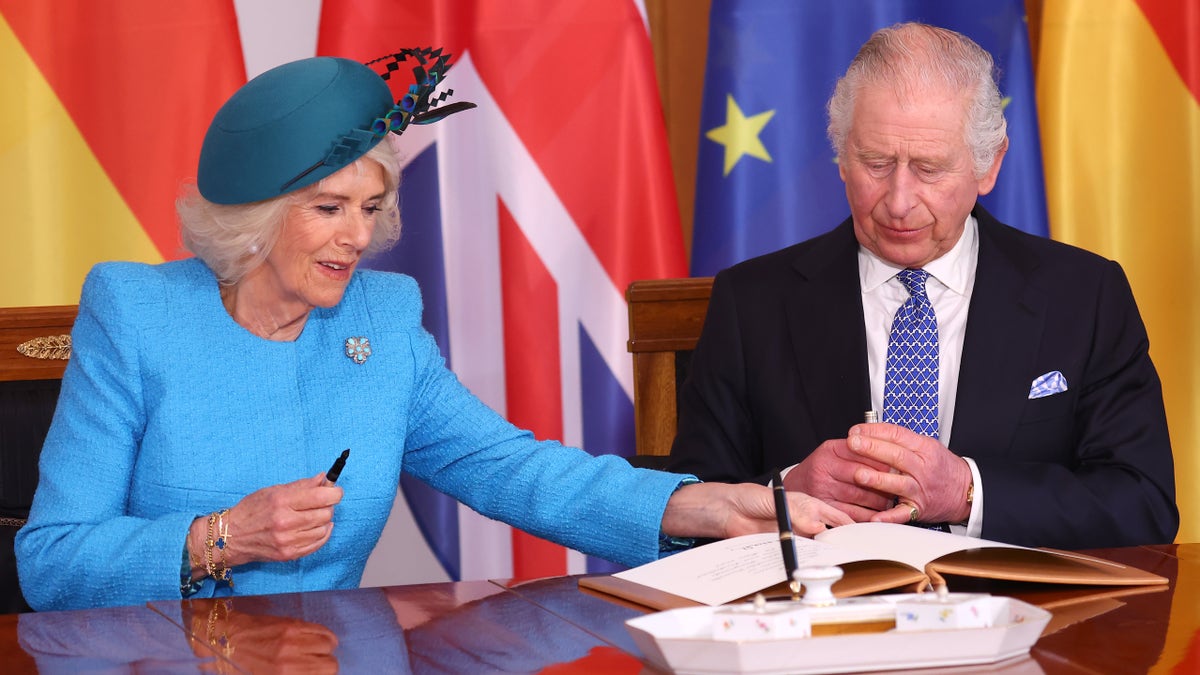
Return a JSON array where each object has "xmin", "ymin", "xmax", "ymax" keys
[{"xmin": 319, "ymin": 0, "xmax": 687, "ymax": 581}]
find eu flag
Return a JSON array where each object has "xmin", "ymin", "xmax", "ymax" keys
[{"xmin": 692, "ymin": 0, "xmax": 1048, "ymax": 276}]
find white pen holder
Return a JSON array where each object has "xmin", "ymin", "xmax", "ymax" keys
[{"xmin": 794, "ymin": 565, "xmax": 844, "ymax": 606}]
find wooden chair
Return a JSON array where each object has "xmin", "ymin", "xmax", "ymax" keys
[
  {"xmin": 625, "ymin": 277, "xmax": 713, "ymax": 466},
  {"xmin": 0, "ymin": 304, "xmax": 77, "ymax": 613}
]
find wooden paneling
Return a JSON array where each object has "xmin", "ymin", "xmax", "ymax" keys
[{"xmin": 0, "ymin": 305, "xmax": 76, "ymax": 382}]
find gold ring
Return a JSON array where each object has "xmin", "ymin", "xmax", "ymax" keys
[{"xmin": 900, "ymin": 501, "xmax": 919, "ymax": 523}]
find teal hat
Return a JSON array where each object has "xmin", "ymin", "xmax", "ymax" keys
[{"xmin": 198, "ymin": 50, "xmax": 475, "ymax": 204}]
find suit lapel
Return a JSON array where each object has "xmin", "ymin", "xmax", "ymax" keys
[
  {"xmin": 950, "ymin": 207, "xmax": 1047, "ymax": 456},
  {"xmin": 785, "ymin": 221, "xmax": 871, "ymax": 439}
]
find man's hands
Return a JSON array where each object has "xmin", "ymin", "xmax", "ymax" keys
[
  {"xmin": 782, "ymin": 438, "xmax": 894, "ymax": 521},
  {"xmin": 784, "ymin": 423, "xmax": 973, "ymax": 525}
]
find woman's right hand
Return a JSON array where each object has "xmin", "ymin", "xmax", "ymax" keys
[{"xmin": 188, "ymin": 473, "xmax": 343, "ymax": 573}]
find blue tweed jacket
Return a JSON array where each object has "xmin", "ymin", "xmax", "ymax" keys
[{"xmin": 17, "ymin": 258, "xmax": 687, "ymax": 610}]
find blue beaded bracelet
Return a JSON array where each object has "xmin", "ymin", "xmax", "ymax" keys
[{"xmin": 180, "ymin": 544, "xmax": 202, "ymax": 598}]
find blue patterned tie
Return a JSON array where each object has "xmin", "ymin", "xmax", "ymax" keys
[{"xmin": 883, "ymin": 269, "xmax": 939, "ymax": 439}]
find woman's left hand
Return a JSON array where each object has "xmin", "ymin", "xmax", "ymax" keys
[{"xmin": 661, "ymin": 482, "xmax": 852, "ymax": 540}]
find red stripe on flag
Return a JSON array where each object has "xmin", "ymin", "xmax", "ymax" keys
[
  {"xmin": 316, "ymin": 0, "xmax": 687, "ymax": 290},
  {"xmin": 0, "ymin": 0, "xmax": 245, "ymax": 259},
  {"xmin": 498, "ymin": 198, "xmax": 568, "ymax": 579},
  {"xmin": 1134, "ymin": 0, "xmax": 1200, "ymax": 103}
]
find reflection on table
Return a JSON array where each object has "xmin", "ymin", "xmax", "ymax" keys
[
  {"xmin": 0, "ymin": 544, "xmax": 1196, "ymax": 674},
  {"xmin": 15, "ymin": 602, "xmax": 210, "ymax": 673}
]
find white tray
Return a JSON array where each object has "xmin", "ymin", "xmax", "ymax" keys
[{"xmin": 624, "ymin": 595, "xmax": 1051, "ymax": 675}]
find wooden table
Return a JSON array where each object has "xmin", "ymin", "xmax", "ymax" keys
[{"xmin": 2, "ymin": 544, "xmax": 1196, "ymax": 673}]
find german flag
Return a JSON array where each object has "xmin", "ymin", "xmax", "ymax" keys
[
  {"xmin": 0, "ymin": 0, "xmax": 244, "ymax": 306},
  {"xmin": 1038, "ymin": 0, "xmax": 1199, "ymax": 550}
]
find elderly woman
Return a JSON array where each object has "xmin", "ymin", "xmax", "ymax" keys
[{"xmin": 16, "ymin": 51, "xmax": 850, "ymax": 611}]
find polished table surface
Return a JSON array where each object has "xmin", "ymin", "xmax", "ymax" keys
[{"xmin": 2, "ymin": 544, "xmax": 1197, "ymax": 673}]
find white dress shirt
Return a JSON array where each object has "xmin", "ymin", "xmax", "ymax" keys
[{"xmin": 857, "ymin": 215, "xmax": 983, "ymax": 536}]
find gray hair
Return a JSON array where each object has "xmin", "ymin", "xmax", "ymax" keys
[
  {"xmin": 178, "ymin": 139, "xmax": 403, "ymax": 284},
  {"xmin": 826, "ymin": 22, "xmax": 1007, "ymax": 178}
]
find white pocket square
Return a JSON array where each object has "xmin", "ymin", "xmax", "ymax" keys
[{"xmin": 1029, "ymin": 371, "xmax": 1068, "ymax": 399}]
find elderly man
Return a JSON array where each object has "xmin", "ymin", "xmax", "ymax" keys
[{"xmin": 668, "ymin": 22, "xmax": 1178, "ymax": 549}]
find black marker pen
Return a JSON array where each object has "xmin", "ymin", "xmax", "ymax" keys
[{"xmin": 325, "ymin": 449, "xmax": 350, "ymax": 484}]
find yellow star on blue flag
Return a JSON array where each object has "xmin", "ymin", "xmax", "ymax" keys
[
  {"xmin": 705, "ymin": 94, "xmax": 775, "ymax": 176},
  {"xmin": 691, "ymin": 0, "xmax": 1048, "ymax": 277}
]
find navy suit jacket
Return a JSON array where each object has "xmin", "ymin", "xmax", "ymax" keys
[{"xmin": 668, "ymin": 206, "xmax": 1178, "ymax": 549}]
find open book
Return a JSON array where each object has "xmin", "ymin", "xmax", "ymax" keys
[{"xmin": 580, "ymin": 522, "xmax": 1167, "ymax": 610}]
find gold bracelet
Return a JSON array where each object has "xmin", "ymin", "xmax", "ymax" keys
[
  {"xmin": 204, "ymin": 512, "xmax": 217, "ymax": 579},
  {"xmin": 204, "ymin": 510, "xmax": 234, "ymax": 585},
  {"xmin": 214, "ymin": 510, "xmax": 233, "ymax": 585}
]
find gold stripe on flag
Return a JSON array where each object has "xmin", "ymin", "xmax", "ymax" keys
[
  {"xmin": 0, "ymin": 15, "xmax": 162, "ymax": 307},
  {"xmin": 1037, "ymin": 0, "xmax": 1200, "ymax": 544}
]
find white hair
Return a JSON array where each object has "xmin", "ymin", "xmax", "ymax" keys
[{"xmin": 826, "ymin": 22, "xmax": 1008, "ymax": 178}]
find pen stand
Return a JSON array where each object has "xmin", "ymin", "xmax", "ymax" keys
[
  {"xmin": 794, "ymin": 566, "xmax": 843, "ymax": 607},
  {"xmin": 712, "ymin": 594, "xmax": 812, "ymax": 640}
]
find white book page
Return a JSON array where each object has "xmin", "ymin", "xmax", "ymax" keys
[
  {"xmin": 613, "ymin": 532, "xmax": 888, "ymax": 606},
  {"xmin": 814, "ymin": 522, "xmax": 1026, "ymax": 571},
  {"xmin": 612, "ymin": 533, "xmax": 783, "ymax": 606},
  {"xmin": 611, "ymin": 523, "xmax": 1033, "ymax": 607}
]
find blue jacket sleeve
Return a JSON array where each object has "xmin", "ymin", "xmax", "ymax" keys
[
  {"xmin": 16, "ymin": 264, "xmax": 202, "ymax": 610},
  {"xmin": 375, "ymin": 276, "xmax": 691, "ymax": 568}
]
